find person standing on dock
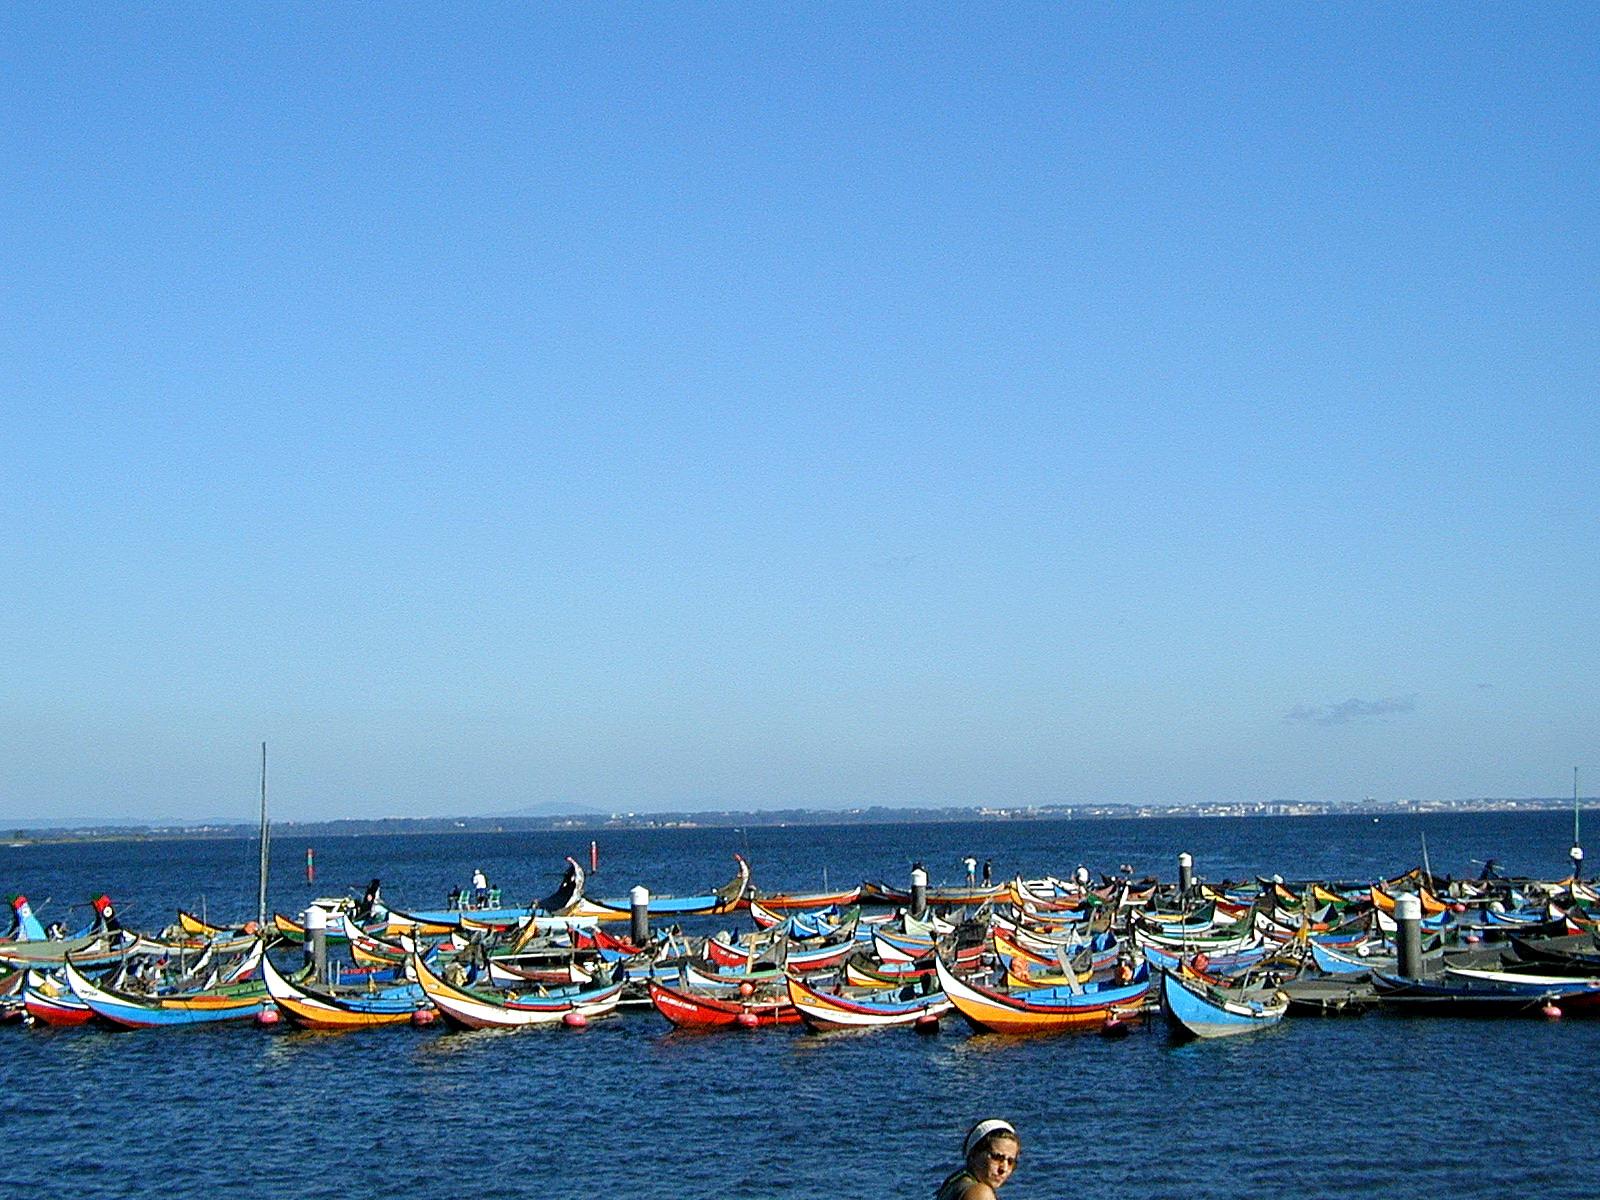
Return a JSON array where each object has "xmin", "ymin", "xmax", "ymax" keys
[
  {"xmin": 982, "ymin": 859, "xmax": 992, "ymax": 886},
  {"xmin": 472, "ymin": 867, "xmax": 488, "ymax": 907},
  {"xmin": 964, "ymin": 856, "xmax": 977, "ymax": 888},
  {"xmin": 937, "ymin": 1119, "xmax": 1020, "ymax": 1199}
]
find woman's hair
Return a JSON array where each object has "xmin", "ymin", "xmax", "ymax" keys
[{"xmin": 962, "ymin": 1118, "xmax": 1018, "ymax": 1160}]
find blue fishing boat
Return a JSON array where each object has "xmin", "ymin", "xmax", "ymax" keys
[
  {"xmin": 570, "ymin": 856, "xmax": 751, "ymax": 921},
  {"xmin": 62, "ymin": 957, "xmax": 267, "ymax": 1029},
  {"xmin": 1161, "ymin": 968, "xmax": 1288, "ymax": 1039}
]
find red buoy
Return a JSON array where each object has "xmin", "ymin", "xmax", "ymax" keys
[
  {"xmin": 563, "ymin": 1012, "xmax": 588, "ymax": 1029},
  {"xmin": 1101, "ymin": 1013, "xmax": 1130, "ymax": 1039},
  {"xmin": 1543, "ymin": 1003, "xmax": 1563, "ymax": 1020},
  {"xmin": 736, "ymin": 1012, "xmax": 759, "ymax": 1028},
  {"xmin": 255, "ymin": 1007, "xmax": 281, "ymax": 1028},
  {"xmin": 411, "ymin": 1008, "xmax": 437, "ymax": 1027},
  {"xmin": 738, "ymin": 981, "xmax": 754, "ymax": 998},
  {"xmin": 913, "ymin": 1014, "xmax": 940, "ymax": 1035}
]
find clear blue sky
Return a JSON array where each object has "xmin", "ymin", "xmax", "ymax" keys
[{"xmin": 4, "ymin": 6, "xmax": 1597, "ymax": 822}]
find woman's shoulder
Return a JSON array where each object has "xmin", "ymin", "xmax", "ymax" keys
[{"xmin": 935, "ymin": 1170, "xmax": 997, "ymax": 1200}]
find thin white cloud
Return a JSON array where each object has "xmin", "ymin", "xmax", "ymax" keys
[{"xmin": 1286, "ymin": 695, "xmax": 1419, "ymax": 727}]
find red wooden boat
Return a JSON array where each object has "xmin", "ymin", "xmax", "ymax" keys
[
  {"xmin": 646, "ymin": 979, "xmax": 801, "ymax": 1028},
  {"xmin": 23, "ymin": 972, "xmax": 95, "ymax": 1026},
  {"xmin": 571, "ymin": 927, "xmax": 645, "ymax": 956}
]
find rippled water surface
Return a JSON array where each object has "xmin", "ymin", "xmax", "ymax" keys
[{"xmin": 2, "ymin": 812, "xmax": 1596, "ymax": 1199}]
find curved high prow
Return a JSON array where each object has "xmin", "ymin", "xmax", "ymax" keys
[
  {"xmin": 91, "ymin": 895, "xmax": 121, "ymax": 933},
  {"xmin": 538, "ymin": 856, "xmax": 587, "ymax": 916},
  {"xmin": 716, "ymin": 853, "xmax": 753, "ymax": 908},
  {"xmin": 7, "ymin": 895, "xmax": 47, "ymax": 942}
]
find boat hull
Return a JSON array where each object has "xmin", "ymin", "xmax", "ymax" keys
[
  {"xmin": 415, "ymin": 953, "xmax": 621, "ymax": 1030},
  {"xmin": 935, "ymin": 957, "xmax": 1149, "ymax": 1035},
  {"xmin": 1161, "ymin": 970, "xmax": 1288, "ymax": 1039},
  {"xmin": 786, "ymin": 975, "xmax": 950, "ymax": 1030},
  {"xmin": 646, "ymin": 980, "xmax": 800, "ymax": 1028}
]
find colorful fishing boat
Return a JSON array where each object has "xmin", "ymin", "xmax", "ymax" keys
[
  {"xmin": 785, "ymin": 973, "xmax": 950, "ymax": 1030},
  {"xmin": 413, "ymin": 952, "xmax": 622, "ymax": 1030},
  {"xmin": 62, "ymin": 958, "xmax": 267, "ymax": 1029},
  {"xmin": 260, "ymin": 950, "xmax": 424, "ymax": 1030},
  {"xmin": 935, "ymin": 956, "xmax": 1149, "ymax": 1035},
  {"xmin": 1161, "ymin": 968, "xmax": 1288, "ymax": 1038},
  {"xmin": 749, "ymin": 899, "xmax": 859, "ymax": 938},
  {"xmin": 23, "ymin": 969, "xmax": 94, "ymax": 1026},
  {"xmin": 859, "ymin": 881, "xmax": 913, "ymax": 906},
  {"xmin": 749, "ymin": 885, "xmax": 862, "ymax": 912},
  {"xmin": 646, "ymin": 978, "xmax": 800, "ymax": 1028},
  {"xmin": 177, "ymin": 910, "xmax": 250, "ymax": 939},
  {"xmin": 568, "ymin": 857, "xmax": 751, "ymax": 922}
]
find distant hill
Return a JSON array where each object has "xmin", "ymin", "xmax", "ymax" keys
[{"xmin": 2, "ymin": 795, "xmax": 1591, "ymax": 844}]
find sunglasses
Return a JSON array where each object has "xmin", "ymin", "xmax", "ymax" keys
[{"xmin": 986, "ymin": 1151, "xmax": 1019, "ymax": 1167}]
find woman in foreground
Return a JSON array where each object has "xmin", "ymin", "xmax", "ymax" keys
[{"xmin": 936, "ymin": 1118, "xmax": 1020, "ymax": 1199}]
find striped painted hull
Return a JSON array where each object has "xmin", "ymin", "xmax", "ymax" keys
[
  {"xmin": 786, "ymin": 976, "xmax": 950, "ymax": 1030},
  {"xmin": 936, "ymin": 957, "xmax": 1149, "ymax": 1035},
  {"xmin": 751, "ymin": 887, "xmax": 862, "ymax": 911},
  {"xmin": 24, "ymin": 982, "xmax": 95, "ymax": 1026},
  {"xmin": 64, "ymin": 962, "xmax": 266, "ymax": 1029},
  {"xmin": 415, "ymin": 954, "xmax": 621, "ymax": 1030},
  {"xmin": 261, "ymin": 954, "xmax": 422, "ymax": 1030}
]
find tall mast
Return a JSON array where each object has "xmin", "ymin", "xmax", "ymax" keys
[
  {"xmin": 1572, "ymin": 766, "xmax": 1585, "ymax": 885},
  {"xmin": 257, "ymin": 742, "xmax": 270, "ymax": 929}
]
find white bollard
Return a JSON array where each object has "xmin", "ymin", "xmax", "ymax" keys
[
  {"xmin": 630, "ymin": 886, "xmax": 650, "ymax": 947},
  {"xmin": 304, "ymin": 905, "xmax": 329, "ymax": 984},
  {"xmin": 1394, "ymin": 892, "xmax": 1424, "ymax": 979}
]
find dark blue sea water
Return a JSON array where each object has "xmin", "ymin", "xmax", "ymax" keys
[{"xmin": 2, "ymin": 811, "xmax": 1596, "ymax": 1199}]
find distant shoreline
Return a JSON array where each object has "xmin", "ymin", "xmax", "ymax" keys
[{"xmin": 1, "ymin": 797, "xmax": 1587, "ymax": 846}]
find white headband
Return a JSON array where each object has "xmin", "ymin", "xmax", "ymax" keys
[{"xmin": 964, "ymin": 1119, "xmax": 1017, "ymax": 1158}]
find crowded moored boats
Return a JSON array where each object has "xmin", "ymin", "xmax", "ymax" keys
[{"xmin": 5, "ymin": 852, "xmax": 1600, "ymax": 1037}]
